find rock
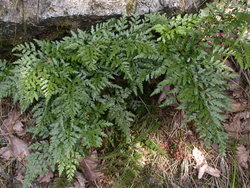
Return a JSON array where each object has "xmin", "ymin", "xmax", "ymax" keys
[{"xmin": 0, "ymin": 0, "xmax": 207, "ymax": 58}]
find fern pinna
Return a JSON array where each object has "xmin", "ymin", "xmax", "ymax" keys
[{"xmin": 0, "ymin": 1, "xmax": 248, "ymax": 186}]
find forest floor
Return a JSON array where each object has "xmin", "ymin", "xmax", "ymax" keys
[{"xmin": 0, "ymin": 57, "xmax": 249, "ymax": 188}]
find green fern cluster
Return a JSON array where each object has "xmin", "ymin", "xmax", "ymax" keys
[
  {"xmin": 0, "ymin": 15, "xmax": 161, "ymax": 187},
  {"xmin": 151, "ymin": 2, "xmax": 249, "ymax": 153},
  {"xmin": 0, "ymin": 1, "xmax": 249, "ymax": 186}
]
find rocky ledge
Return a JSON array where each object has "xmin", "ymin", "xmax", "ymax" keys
[{"xmin": 0, "ymin": 0, "xmax": 207, "ymax": 58}]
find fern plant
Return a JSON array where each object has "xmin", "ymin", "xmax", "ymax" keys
[
  {"xmin": 150, "ymin": 1, "xmax": 249, "ymax": 154},
  {"xmin": 0, "ymin": 1, "xmax": 248, "ymax": 186},
  {"xmin": 0, "ymin": 15, "xmax": 161, "ymax": 187}
]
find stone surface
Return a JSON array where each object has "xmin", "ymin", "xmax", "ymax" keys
[{"xmin": 0, "ymin": 0, "xmax": 207, "ymax": 58}]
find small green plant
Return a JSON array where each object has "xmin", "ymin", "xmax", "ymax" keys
[
  {"xmin": 101, "ymin": 114, "xmax": 165, "ymax": 187},
  {"xmin": 0, "ymin": 59, "xmax": 14, "ymax": 82},
  {"xmin": 150, "ymin": 1, "xmax": 249, "ymax": 154},
  {"xmin": 0, "ymin": 1, "xmax": 249, "ymax": 186}
]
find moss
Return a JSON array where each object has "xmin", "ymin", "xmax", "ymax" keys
[{"xmin": 126, "ymin": 0, "xmax": 136, "ymax": 15}]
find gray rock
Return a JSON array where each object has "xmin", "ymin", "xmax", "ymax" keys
[{"xmin": 0, "ymin": 0, "xmax": 207, "ymax": 58}]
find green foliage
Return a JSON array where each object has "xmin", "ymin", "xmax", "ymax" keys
[
  {"xmin": 101, "ymin": 114, "xmax": 164, "ymax": 187},
  {"xmin": 1, "ymin": 15, "xmax": 160, "ymax": 187},
  {"xmin": 150, "ymin": 1, "xmax": 249, "ymax": 154},
  {"xmin": 0, "ymin": 59, "xmax": 11, "ymax": 81},
  {"xmin": 0, "ymin": 59, "xmax": 16, "ymax": 99},
  {"xmin": 205, "ymin": 1, "xmax": 250, "ymax": 70},
  {"xmin": 0, "ymin": 1, "xmax": 249, "ymax": 186}
]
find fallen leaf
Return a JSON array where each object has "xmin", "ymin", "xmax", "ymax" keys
[
  {"xmin": 15, "ymin": 161, "xmax": 26, "ymax": 183},
  {"xmin": 75, "ymin": 172, "xmax": 86, "ymax": 187},
  {"xmin": 192, "ymin": 148, "xmax": 220, "ymax": 179},
  {"xmin": 237, "ymin": 145, "xmax": 249, "ymax": 169},
  {"xmin": 0, "ymin": 147, "xmax": 13, "ymax": 160},
  {"xmin": 13, "ymin": 121, "xmax": 26, "ymax": 136},
  {"xmin": 15, "ymin": 172, "xmax": 24, "ymax": 182},
  {"xmin": 80, "ymin": 151, "xmax": 103, "ymax": 182},
  {"xmin": 241, "ymin": 134, "xmax": 250, "ymax": 146},
  {"xmin": 1, "ymin": 111, "xmax": 26, "ymax": 136},
  {"xmin": 230, "ymin": 101, "xmax": 248, "ymax": 112},
  {"xmin": 201, "ymin": 165, "xmax": 220, "ymax": 178},
  {"xmin": 1, "ymin": 111, "xmax": 20, "ymax": 132},
  {"xmin": 65, "ymin": 173, "xmax": 86, "ymax": 188},
  {"xmin": 158, "ymin": 85, "xmax": 171, "ymax": 104},
  {"xmin": 180, "ymin": 158, "xmax": 189, "ymax": 180},
  {"xmin": 224, "ymin": 114, "xmax": 241, "ymax": 138},
  {"xmin": 225, "ymin": 111, "xmax": 250, "ymax": 138},
  {"xmin": 37, "ymin": 171, "xmax": 54, "ymax": 183},
  {"xmin": 241, "ymin": 119, "xmax": 250, "ymax": 134},
  {"xmin": 193, "ymin": 148, "xmax": 205, "ymax": 165},
  {"xmin": 66, "ymin": 182, "xmax": 81, "ymax": 188},
  {"xmin": 171, "ymin": 182, "xmax": 181, "ymax": 188},
  {"xmin": 8, "ymin": 136, "xmax": 30, "ymax": 159},
  {"xmin": 0, "ymin": 135, "xmax": 30, "ymax": 161},
  {"xmin": 232, "ymin": 90, "xmax": 244, "ymax": 99}
]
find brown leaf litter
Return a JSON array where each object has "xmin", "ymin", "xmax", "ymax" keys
[
  {"xmin": 66, "ymin": 172, "xmax": 86, "ymax": 188},
  {"xmin": 224, "ymin": 111, "xmax": 250, "ymax": 140},
  {"xmin": 192, "ymin": 147, "xmax": 220, "ymax": 179},
  {"xmin": 0, "ymin": 110, "xmax": 29, "ymax": 161},
  {"xmin": 37, "ymin": 171, "xmax": 54, "ymax": 183},
  {"xmin": 236, "ymin": 145, "xmax": 249, "ymax": 169},
  {"xmin": 0, "ymin": 135, "xmax": 30, "ymax": 161},
  {"xmin": 230, "ymin": 100, "xmax": 248, "ymax": 113},
  {"xmin": 80, "ymin": 151, "xmax": 103, "ymax": 183},
  {"xmin": 1, "ymin": 111, "xmax": 26, "ymax": 136}
]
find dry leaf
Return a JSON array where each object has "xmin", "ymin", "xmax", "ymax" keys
[
  {"xmin": 181, "ymin": 158, "xmax": 189, "ymax": 180},
  {"xmin": 14, "ymin": 161, "xmax": 26, "ymax": 183},
  {"xmin": 192, "ymin": 148, "xmax": 220, "ymax": 179},
  {"xmin": 225, "ymin": 112, "xmax": 250, "ymax": 138},
  {"xmin": 13, "ymin": 121, "xmax": 24, "ymax": 132},
  {"xmin": 80, "ymin": 151, "xmax": 103, "ymax": 182},
  {"xmin": 200, "ymin": 165, "xmax": 220, "ymax": 178},
  {"xmin": 171, "ymin": 182, "xmax": 181, "ymax": 188},
  {"xmin": 66, "ymin": 172, "xmax": 86, "ymax": 188},
  {"xmin": 8, "ymin": 136, "xmax": 30, "ymax": 159},
  {"xmin": 193, "ymin": 148, "xmax": 205, "ymax": 165},
  {"xmin": 241, "ymin": 119, "xmax": 250, "ymax": 134},
  {"xmin": 15, "ymin": 172, "xmax": 24, "ymax": 182},
  {"xmin": 241, "ymin": 134, "xmax": 250, "ymax": 146},
  {"xmin": 0, "ymin": 135, "xmax": 30, "ymax": 161},
  {"xmin": 75, "ymin": 172, "xmax": 86, "ymax": 187},
  {"xmin": 1, "ymin": 111, "xmax": 26, "ymax": 136},
  {"xmin": 237, "ymin": 145, "xmax": 249, "ymax": 169},
  {"xmin": 66, "ymin": 182, "xmax": 81, "ymax": 188},
  {"xmin": 230, "ymin": 101, "xmax": 248, "ymax": 112},
  {"xmin": 158, "ymin": 85, "xmax": 171, "ymax": 104},
  {"xmin": 224, "ymin": 114, "xmax": 241, "ymax": 138},
  {"xmin": 37, "ymin": 171, "xmax": 54, "ymax": 183},
  {"xmin": 1, "ymin": 111, "xmax": 20, "ymax": 133},
  {"xmin": 13, "ymin": 121, "xmax": 26, "ymax": 136},
  {"xmin": 0, "ymin": 147, "xmax": 13, "ymax": 160},
  {"xmin": 232, "ymin": 91, "xmax": 242, "ymax": 99}
]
